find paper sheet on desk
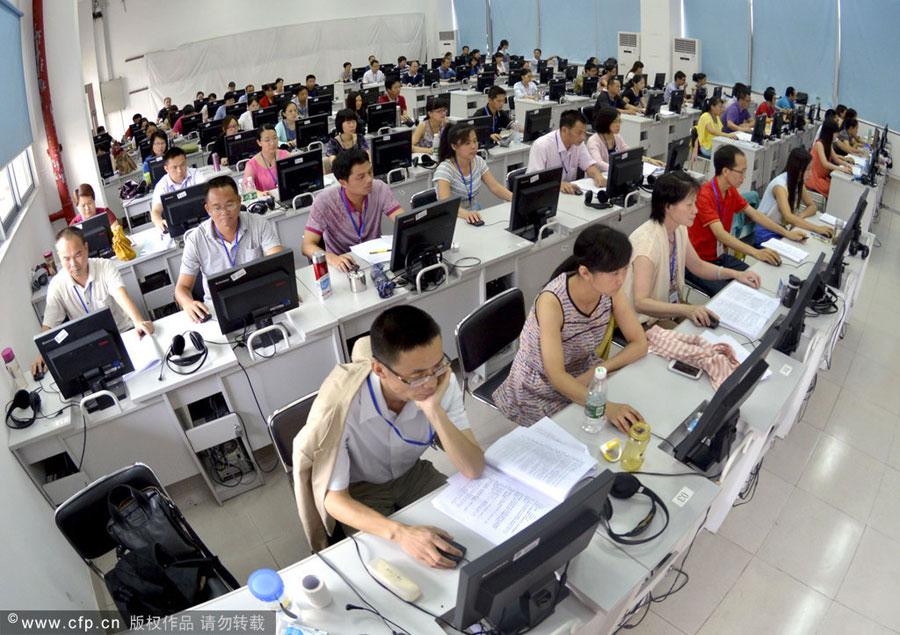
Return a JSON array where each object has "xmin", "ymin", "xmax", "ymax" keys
[
  {"xmin": 701, "ymin": 330, "xmax": 772, "ymax": 381},
  {"xmin": 852, "ymin": 165, "xmax": 863, "ymax": 179},
  {"xmin": 734, "ymin": 131, "xmax": 753, "ymax": 143},
  {"xmin": 123, "ymin": 335, "xmax": 163, "ymax": 380},
  {"xmin": 705, "ymin": 283, "xmax": 780, "ymax": 339},
  {"xmin": 643, "ymin": 163, "xmax": 664, "ymax": 179},
  {"xmin": 571, "ymin": 177, "xmax": 605, "ymax": 194},
  {"xmin": 349, "ymin": 236, "xmax": 393, "ymax": 265},
  {"xmin": 135, "ymin": 230, "xmax": 174, "ymax": 256},
  {"xmin": 659, "ymin": 108, "xmax": 677, "ymax": 117},
  {"xmin": 819, "ymin": 213, "xmax": 839, "ymax": 227},
  {"xmin": 851, "ymin": 154, "xmax": 867, "ymax": 166},
  {"xmin": 761, "ymin": 238, "xmax": 809, "ymax": 263}
]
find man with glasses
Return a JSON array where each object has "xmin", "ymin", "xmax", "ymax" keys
[
  {"xmin": 687, "ymin": 145, "xmax": 805, "ymax": 295},
  {"xmin": 293, "ymin": 305, "xmax": 484, "ymax": 566},
  {"xmin": 150, "ymin": 147, "xmax": 207, "ymax": 233},
  {"xmin": 174, "ymin": 175, "xmax": 283, "ymax": 322}
]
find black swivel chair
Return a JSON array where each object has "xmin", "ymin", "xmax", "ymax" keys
[
  {"xmin": 410, "ymin": 189, "xmax": 438, "ymax": 209},
  {"xmin": 582, "ymin": 105, "xmax": 596, "ymax": 132},
  {"xmin": 455, "ymin": 287, "xmax": 526, "ymax": 409},
  {"xmin": 266, "ymin": 391, "xmax": 318, "ymax": 480}
]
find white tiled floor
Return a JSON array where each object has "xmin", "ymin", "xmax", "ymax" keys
[{"xmin": 94, "ymin": 210, "xmax": 900, "ymax": 633}]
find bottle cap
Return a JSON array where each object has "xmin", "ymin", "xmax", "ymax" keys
[
  {"xmin": 629, "ymin": 421, "xmax": 650, "ymax": 440},
  {"xmin": 2, "ymin": 347, "xmax": 14, "ymax": 363},
  {"xmin": 247, "ymin": 568, "xmax": 284, "ymax": 603},
  {"xmin": 594, "ymin": 366, "xmax": 607, "ymax": 379},
  {"xmin": 44, "ymin": 251, "xmax": 53, "ymax": 259}
]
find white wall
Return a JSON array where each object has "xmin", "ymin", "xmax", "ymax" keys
[{"xmin": 640, "ymin": 0, "xmax": 681, "ymax": 80}]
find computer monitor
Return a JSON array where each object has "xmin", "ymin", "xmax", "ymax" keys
[
  {"xmin": 424, "ymin": 68, "xmax": 441, "ymax": 85},
  {"xmin": 276, "ymin": 148, "xmax": 324, "ymax": 202},
  {"xmin": 80, "ymin": 213, "xmax": 113, "ymax": 258},
  {"xmin": 791, "ymin": 109, "xmax": 805, "ymax": 131},
  {"xmin": 389, "ymin": 197, "xmax": 459, "ymax": 287},
  {"xmin": 454, "ymin": 56, "xmax": 467, "ymax": 68},
  {"xmin": 548, "ymin": 78, "xmax": 566, "ymax": 103},
  {"xmin": 581, "ymin": 76, "xmax": 599, "ymax": 96},
  {"xmin": 160, "ymin": 183, "xmax": 208, "ymax": 239},
  {"xmin": 795, "ymin": 91, "xmax": 809, "ymax": 105},
  {"xmin": 146, "ymin": 155, "xmax": 167, "ymax": 188},
  {"xmin": 774, "ymin": 252, "xmax": 827, "ymax": 356},
  {"xmin": 556, "ymin": 58, "xmax": 568, "ymax": 72},
  {"xmin": 252, "ymin": 105, "xmax": 279, "ymax": 128},
  {"xmin": 668, "ymin": 89, "xmax": 685, "ymax": 114},
  {"xmin": 198, "ymin": 121, "xmax": 220, "ymax": 147},
  {"xmin": 653, "ymin": 72, "xmax": 666, "ymax": 90},
  {"xmin": 274, "ymin": 92, "xmax": 293, "ymax": 108},
  {"xmin": 712, "ymin": 86, "xmax": 723, "ymax": 99},
  {"xmin": 507, "ymin": 166, "xmax": 563, "ymax": 242},
  {"xmin": 507, "ymin": 70, "xmax": 524, "ymax": 88},
  {"xmin": 750, "ymin": 114, "xmax": 768, "ymax": 144},
  {"xmin": 97, "ymin": 152, "xmax": 114, "ymax": 179},
  {"xmin": 430, "ymin": 58, "xmax": 443, "ymax": 70},
  {"xmin": 360, "ymin": 86, "xmax": 381, "ymax": 107},
  {"xmin": 537, "ymin": 59, "xmax": 548, "ymax": 74},
  {"xmin": 456, "ymin": 115, "xmax": 493, "ymax": 148},
  {"xmin": 352, "ymin": 66, "xmax": 367, "ymax": 81},
  {"xmin": 34, "ymin": 307, "xmax": 134, "ymax": 408},
  {"xmin": 523, "ymin": 106, "xmax": 552, "ymax": 143},
  {"xmin": 93, "ymin": 133, "xmax": 111, "ymax": 153},
  {"xmin": 367, "ymin": 102, "xmax": 398, "ymax": 131},
  {"xmin": 455, "ymin": 65, "xmax": 469, "ymax": 80},
  {"xmin": 508, "ymin": 59, "xmax": 523, "ymax": 72},
  {"xmin": 316, "ymin": 84, "xmax": 334, "ymax": 101},
  {"xmin": 307, "ymin": 95, "xmax": 332, "ymax": 118},
  {"xmin": 224, "ymin": 131, "xmax": 259, "ymax": 165},
  {"xmin": 193, "ymin": 99, "xmax": 205, "ymax": 112},
  {"xmin": 381, "ymin": 63, "xmax": 396, "ymax": 75},
  {"xmin": 539, "ymin": 68, "xmax": 554, "ymax": 84},
  {"xmin": 644, "ymin": 93, "xmax": 665, "ymax": 118},
  {"xmin": 371, "ymin": 129, "xmax": 413, "ymax": 178},
  {"xmin": 476, "ymin": 72, "xmax": 495, "ymax": 93},
  {"xmin": 206, "ymin": 99, "xmax": 225, "ymax": 115},
  {"xmin": 823, "ymin": 190, "xmax": 868, "ymax": 289},
  {"xmin": 692, "ymin": 86, "xmax": 707, "ymax": 108},
  {"xmin": 607, "ymin": 146, "xmax": 644, "ymax": 199},
  {"xmin": 665, "ymin": 136, "xmax": 691, "ymax": 172},
  {"xmin": 565, "ymin": 65, "xmax": 578, "ymax": 81},
  {"xmin": 129, "ymin": 122, "xmax": 142, "ymax": 137},
  {"xmin": 482, "ymin": 62, "xmax": 497, "ymax": 75},
  {"xmin": 770, "ymin": 112, "xmax": 783, "ymax": 138},
  {"xmin": 208, "ymin": 250, "xmax": 299, "ymax": 342},
  {"xmin": 295, "ymin": 115, "xmax": 330, "ymax": 148},
  {"xmin": 180, "ymin": 113, "xmax": 202, "ymax": 136},
  {"xmin": 138, "ymin": 139, "xmax": 152, "ymax": 161},
  {"xmin": 225, "ymin": 102, "xmax": 247, "ymax": 117},
  {"xmin": 448, "ymin": 471, "xmax": 615, "ymax": 633},
  {"xmin": 283, "ymin": 83, "xmax": 303, "ymax": 96}
]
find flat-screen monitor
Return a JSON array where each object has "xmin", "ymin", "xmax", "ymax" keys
[
  {"xmin": 273, "ymin": 92, "xmax": 293, "ymax": 108},
  {"xmin": 129, "ymin": 122, "xmax": 142, "ymax": 137},
  {"xmin": 693, "ymin": 86, "xmax": 707, "ymax": 108},
  {"xmin": 97, "ymin": 152, "xmax": 114, "ymax": 179},
  {"xmin": 360, "ymin": 86, "xmax": 381, "ymax": 108},
  {"xmin": 307, "ymin": 95, "xmax": 332, "ymax": 118},
  {"xmin": 456, "ymin": 65, "xmax": 470, "ymax": 80},
  {"xmin": 208, "ymin": 250, "xmax": 299, "ymax": 341},
  {"xmin": 791, "ymin": 109, "xmax": 805, "ymax": 131},
  {"xmin": 295, "ymin": 114, "xmax": 330, "ymax": 147},
  {"xmin": 424, "ymin": 68, "xmax": 440, "ymax": 85},
  {"xmin": 454, "ymin": 56, "xmax": 467, "ymax": 68},
  {"xmin": 523, "ymin": 106, "xmax": 552, "ymax": 143},
  {"xmin": 132, "ymin": 128, "xmax": 147, "ymax": 146},
  {"xmin": 557, "ymin": 58, "xmax": 568, "ymax": 72},
  {"xmin": 537, "ymin": 60, "xmax": 548, "ymax": 74},
  {"xmin": 283, "ymin": 83, "xmax": 303, "ymax": 96},
  {"xmin": 160, "ymin": 183, "xmax": 208, "ymax": 239},
  {"xmin": 199, "ymin": 121, "xmax": 220, "ymax": 147},
  {"xmin": 252, "ymin": 105, "xmax": 279, "ymax": 128},
  {"xmin": 539, "ymin": 68, "xmax": 554, "ymax": 84},
  {"xmin": 206, "ymin": 99, "xmax": 224, "ymax": 115},
  {"xmin": 507, "ymin": 70, "xmax": 523, "ymax": 87},
  {"xmin": 823, "ymin": 190, "xmax": 867, "ymax": 289},
  {"xmin": 668, "ymin": 89, "xmax": 685, "ymax": 114},
  {"xmin": 193, "ymin": 99, "xmax": 205, "ymax": 112},
  {"xmin": 644, "ymin": 93, "xmax": 665, "ymax": 118},
  {"xmin": 181, "ymin": 113, "xmax": 202, "ymax": 136},
  {"xmin": 34, "ymin": 307, "xmax": 134, "ymax": 406},
  {"xmin": 93, "ymin": 133, "xmax": 111, "ymax": 153},
  {"xmin": 607, "ymin": 146, "xmax": 644, "ymax": 199},
  {"xmin": 565, "ymin": 65, "xmax": 578, "ymax": 81},
  {"xmin": 476, "ymin": 72, "xmax": 495, "ymax": 93},
  {"xmin": 507, "ymin": 166, "xmax": 563, "ymax": 242},
  {"xmin": 389, "ymin": 197, "xmax": 459, "ymax": 285},
  {"xmin": 225, "ymin": 131, "xmax": 259, "ymax": 165},
  {"xmin": 380, "ymin": 64, "xmax": 395, "ymax": 75},
  {"xmin": 367, "ymin": 102, "xmax": 398, "ymax": 131},
  {"xmin": 770, "ymin": 112, "xmax": 783, "ymax": 138},
  {"xmin": 795, "ymin": 91, "xmax": 809, "ymax": 105},
  {"xmin": 750, "ymin": 114, "xmax": 768, "ymax": 144},
  {"xmin": 482, "ymin": 62, "xmax": 497, "ymax": 75},
  {"xmin": 430, "ymin": 58, "xmax": 443, "ymax": 70},
  {"xmin": 276, "ymin": 148, "xmax": 324, "ymax": 203},
  {"xmin": 712, "ymin": 86, "xmax": 723, "ymax": 100},
  {"xmin": 80, "ymin": 213, "xmax": 113, "ymax": 258},
  {"xmin": 456, "ymin": 115, "xmax": 493, "ymax": 148},
  {"xmin": 371, "ymin": 129, "xmax": 413, "ymax": 178},
  {"xmin": 774, "ymin": 252, "xmax": 826, "ymax": 355},
  {"xmin": 138, "ymin": 139, "xmax": 152, "ymax": 161},
  {"xmin": 666, "ymin": 136, "xmax": 691, "ymax": 172},
  {"xmin": 146, "ymin": 155, "xmax": 166, "ymax": 188},
  {"xmin": 352, "ymin": 66, "xmax": 367, "ymax": 81},
  {"xmin": 653, "ymin": 72, "xmax": 666, "ymax": 90},
  {"xmin": 548, "ymin": 79, "xmax": 566, "ymax": 103},
  {"xmin": 315, "ymin": 84, "xmax": 334, "ymax": 101},
  {"xmin": 581, "ymin": 76, "xmax": 599, "ymax": 96},
  {"xmin": 449, "ymin": 471, "xmax": 615, "ymax": 633},
  {"xmin": 225, "ymin": 102, "xmax": 247, "ymax": 117}
]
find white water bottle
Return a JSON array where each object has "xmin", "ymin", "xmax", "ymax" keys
[
  {"xmin": 582, "ymin": 367, "xmax": 608, "ymax": 433},
  {"xmin": 241, "ymin": 174, "xmax": 258, "ymax": 204}
]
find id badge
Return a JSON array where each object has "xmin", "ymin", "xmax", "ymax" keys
[{"xmin": 668, "ymin": 286, "xmax": 680, "ymax": 304}]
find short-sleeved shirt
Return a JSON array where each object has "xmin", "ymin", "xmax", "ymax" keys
[
  {"xmin": 325, "ymin": 134, "xmax": 369, "ymax": 158},
  {"xmin": 696, "ymin": 112, "xmax": 723, "ymax": 151},
  {"xmin": 327, "ymin": 372, "xmax": 469, "ymax": 490},
  {"xmin": 596, "ymin": 91, "xmax": 626, "ymax": 111},
  {"xmin": 439, "ymin": 67, "xmax": 456, "ymax": 80},
  {"xmin": 378, "ymin": 93, "xmax": 408, "ymax": 114},
  {"xmin": 689, "ymin": 179, "xmax": 749, "ymax": 261},
  {"xmin": 723, "ymin": 101, "xmax": 751, "ymax": 130},
  {"xmin": 70, "ymin": 207, "xmax": 118, "ymax": 228},
  {"xmin": 514, "ymin": 81, "xmax": 538, "ymax": 99},
  {"xmin": 480, "ymin": 104, "xmax": 512, "ymax": 133},
  {"xmin": 664, "ymin": 81, "xmax": 680, "ymax": 102},
  {"xmin": 433, "ymin": 155, "xmax": 489, "ymax": 210},
  {"xmin": 758, "ymin": 172, "xmax": 789, "ymax": 224},
  {"xmin": 151, "ymin": 168, "xmax": 206, "ymax": 209},
  {"xmin": 43, "ymin": 258, "xmax": 131, "ymax": 331},
  {"xmin": 180, "ymin": 212, "xmax": 281, "ymax": 299},
  {"xmin": 756, "ymin": 102, "xmax": 775, "ymax": 118},
  {"xmin": 775, "ymin": 96, "xmax": 795, "ymax": 110},
  {"xmin": 622, "ymin": 87, "xmax": 643, "ymax": 106},
  {"xmin": 526, "ymin": 131, "xmax": 596, "ymax": 182},
  {"xmin": 362, "ymin": 69, "xmax": 384, "ymax": 84},
  {"xmin": 306, "ymin": 181, "xmax": 402, "ymax": 255},
  {"xmin": 834, "ymin": 130, "xmax": 851, "ymax": 156}
]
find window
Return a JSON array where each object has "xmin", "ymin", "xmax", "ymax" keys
[
  {"xmin": 0, "ymin": 169, "xmax": 14, "ymax": 227},
  {"xmin": 11, "ymin": 149, "xmax": 34, "ymax": 202},
  {"xmin": 0, "ymin": 147, "xmax": 35, "ymax": 236}
]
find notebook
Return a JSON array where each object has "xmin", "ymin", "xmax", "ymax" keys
[
  {"xmin": 705, "ymin": 283, "xmax": 780, "ymax": 339},
  {"xmin": 761, "ymin": 238, "xmax": 809, "ymax": 263}
]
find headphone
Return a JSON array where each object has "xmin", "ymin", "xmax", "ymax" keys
[
  {"xmin": 247, "ymin": 196, "xmax": 276, "ymax": 215},
  {"xmin": 600, "ymin": 473, "xmax": 670, "ymax": 545},
  {"xmin": 584, "ymin": 189, "xmax": 612, "ymax": 210},
  {"xmin": 848, "ymin": 240, "xmax": 870, "ymax": 260},
  {"xmin": 161, "ymin": 331, "xmax": 208, "ymax": 377},
  {"xmin": 6, "ymin": 389, "xmax": 41, "ymax": 429},
  {"xmin": 405, "ymin": 245, "xmax": 445, "ymax": 291},
  {"xmin": 412, "ymin": 154, "xmax": 437, "ymax": 169}
]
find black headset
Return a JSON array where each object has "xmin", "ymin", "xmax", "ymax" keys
[
  {"xmin": 601, "ymin": 473, "xmax": 670, "ymax": 545},
  {"xmin": 584, "ymin": 189, "xmax": 612, "ymax": 210},
  {"xmin": 161, "ymin": 331, "xmax": 208, "ymax": 377},
  {"xmin": 6, "ymin": 389, "xmax": 41, "ymax": 429}
]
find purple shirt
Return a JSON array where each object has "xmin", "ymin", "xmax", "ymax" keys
[
  {"xmin": 306, "ymin": 180, "xmax": 402, "ymax": 255},
  {"xmin": 722, "ymin": 101, "xmax": 751, "ymax": 130},
  {"xmin": 526, "ymin": 131, "xmax": 597, "ymax": 182}
]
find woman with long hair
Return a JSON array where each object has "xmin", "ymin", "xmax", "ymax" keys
[{"xmin": 806, "ymin": 119, "xmax": 854, "ymax": 196}]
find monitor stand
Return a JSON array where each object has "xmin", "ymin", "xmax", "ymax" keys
[
  {"xmin": 660, "ymin": 400, "xmax": 736, "ymax": 478},
  {"xmin": 83, "ymin": 376, "xmax": 128, "ymax": 412},
  {"xmin": 244, "ymin": 316, "xmax": 288, "ymax": 354},
  {"xmin": 510, "ymin": 221, "xmax": 553, "ymax": 243}
]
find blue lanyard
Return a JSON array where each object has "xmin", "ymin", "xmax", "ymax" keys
[
  {"xmin": 554, "ymin": 132, "xmax": 572, "ymax": 178},
  {"xmin": 261, "ymin": 155, "xmax": 278, "ymax": 186},
  {"xmin": 670, "ymin": 239, "xmax": 677, "ymax": 284},
  {"xmin": 711, "ymin": 177, "xmax": 725, "ymax": 222},
  {"xmin": 454, "ymin": 157, "xmax": 474, "ymax": 205},
  {"xmin": 74, "ymin": 281, "xmax": 93, "ymax": 312},
  {"xmin": 215, "ymin": 226, "xmax": 240, "ymax": 268},
  {"xmin": 366, "ymin": 376, "xmax": 434, "ymax": 447},
  {"xmin": 340, "ymin": 187, "xmax": 367, "ymax": 240},
  {"xmin": 484, "ymin": 105, "xmax": 499, "ymax": 132},
  {"xmin": 168, "ymin": 172, "xmax": 192, "ymax": 192},
  {"xmin": 286, "ymin": 122, "xmax": 296, "ymax": 141}
]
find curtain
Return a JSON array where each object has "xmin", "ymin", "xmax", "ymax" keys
[
  {"xmin": 490, "ymin": 0, "xmax": 537, "ymax": 58},
  {"xmin": 539, "ymin": 0, "xmax": 596, "ymax": 63},
  {"xmin": 684, "ymin": 0, "xmax": 751, "ymax": 86},
  {"xmin": 455, "ymin": 0, "xmax": 489, "ymax": 54},
  {"xmin": 0, "ymin": 0, "xmax": 32, "ymax": 168}
]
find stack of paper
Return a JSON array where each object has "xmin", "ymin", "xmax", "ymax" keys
[
  {"xmin": 123, "ymin": 334, "xmax": 163, "ymax": 381},
  {"xmin": 705, "ymin": 283, "xmax": 781, "ymax": 339},
  {"xmin": 349, "ymin": 236, "xmax": 393, "ymax": 265},
  {"xmin": 761, "ymin": 238, "xmax": 809, "ymax": 263}
]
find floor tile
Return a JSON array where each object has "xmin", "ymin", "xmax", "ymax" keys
[
  {"xmin": 764, "ymin": 420, "xmax": 822, "ymax": 485},
  {"xmin": 801, "ymin": 375, "xmax": 840, "ymax": 430},
  {"xmin": 757, "ymin": 488, "xmax": 863, "ymax": 598},
  {"xmin": 266, "ymin": 531, "xmax": 312, "ymax": 570},
  {"xmin": 824, "ymin": 387, "xmax": 897, "ymax": 462},
  {"xmin": 244, "ymin": 473, "xmax": 304, "ymax": 542},
  {"xmin": 797, "ymin": 434, "xmax": 885, "ymax": 523},
  {"xmin": 841, "ymin": 352, "xmax": 900, "ymax": 415},
  {"xmin": 818, "ymin": 343, "xmax": 855, "ymax": 385},
  {"xmin": 837, "ymin": 527, "xmax": 900, "ymax": 632},
  {"xmin": 866, "ymin": 466, "xmax": 900, "ymax": 540},
  {"xmin": 697, "ymin": 558, "xmax": 830, "ymax": 635},
  {"xmin": 818, "ymin": 602, "xmax": 898, "ymax": 635},
  {"xmin": 718, "ymin": 468, "xmax": 794, "ymax": 553},
  {"xmin": 887, "ymin": 431, "xmax": 900, "ymax": 473},
  {"xmin": 621, "ymin": 608, "xmax": 686, "ymax": 634},
  {"xmin": 221, "ymin": 542, "xmax": 279, "ymax": 589}
]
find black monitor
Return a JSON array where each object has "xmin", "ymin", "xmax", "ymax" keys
[
  {"xmin": 448, "ymin": 471, "xmax": 615, "ymax": 633},
  {"xmin": 607, "ymin": 146, "xmax": 644, "ymax": 199},
  {"xmin": 692, "ymin": 86, "xmax": 707, "ymax": 108},
  {"xmin": 146, "ymin": 155, "xmax": 167, "ymax": 187},
  {"xmin": 581, "ymin": 76, "xmax": 599, "ymax": 96},
  {"xmin": 770, "ymin": 111, "xmax": 783, "ymax": 138},
  {"xmin": 430, "ymin": 58, "xmax": 443, "ymax": 69},
  {"xmin": 507, "ymin": 69, "xmax": 524, "ymax": 87},
  {"xmin": 665, "ymin": 136, "xmax": 691, "ymax": 172},
  {"xmin": 454, "ymin": 55, "xmax": 467, "ymax": 68},
  {"xmin": 252, "ymin": 105, "xmax": 279, "ymax": 128},
  {"xmin": 199, "ymin": 121, "xmax": 220, "ymax": 147},
  {"xmin": 750, "ymin": 114, "xmax": 768, "ymax": 144},
  {"xmin": 823, "ymin": 190, "xmax": 868, "ymax": 289},
  {"xmin": 295, "ymin": 114, "xmax": 330, "ymax": 147},
  {"xmin": 644, "ymin": 92, "xmax": 665, "ymax": 118},
  {"xmin": 510, "ymin": 54, "xmax": 524, "ymax": 65},
  {"xmin": 653, "ymin": 72, "xmax": 666, "ymax": 90},
  {"xmin": 381, "ymin": 63, "xmax": 396, "ymax": 75},
  {"xmin": 482, "ymin": 62, "xmax": 497, "ymax": 75},
  {"xmin": 180, "ymin": 113, "xmax": 202, "ymax": 136},
  {"xmin": 206, "ymin": 99, "xmax": 225, "ymax": 115},
  {"xmin": 283, "ymin": 83, "xmax": 303, "ymax": 96},
  {"xmin": 316, "ymin": 84, "xmax": 334, "ymax": 101},
  {"xmin": 225, "ymin": 102, "xmax": 247, "ymax": 117},
  {"xmin": 274, "ymin": 92, "xmax": 293, "ymax": 108},
  {"xmin": 476, "ymin": 72, "xmax": 495, "ymax": 93},
  {"xmin": 795, "ymin": 91, "xmax": 809, "ymax": 105},
  {"xmin": 548, "ymin": 78, "xmax": 566, "ymax": 103},
  {"xmin": 193, "ymin": 99, "xmax": 205, "ymax": 112},
  {"xmin": 389, "ymin": 197, "xmax": 459, "ymax": 287},
  {"xmin": 208, "ymin": 250, "xmax": 299, "ymax": 343},
  {"xmin": 509, "ymin": 59, "xmax": 523, "ymax": 71},
  {"xmin": 539, "ymin": 68, "xmax": 554, "ymax": 84},
  {"xmin": 132, "ymin": 128, "xmax": 147, "ymax": 146},
  {"xmin": 367, "ymin": 102, "xmax": 398, "ymax": 131},
  {"xmin": 34, "ymin": 308, "xmax": 134, "ymax": 409},
  {"xmin": 97, "ymin": 152, "xmax": 114, "ymax": 179},
  {"xmin": 791, "ymin": 109, "xmax": 805, "ymax": 131},
  {"xmin": 129, "ymin": 122, "xmax": 142, "ymax": 137},
  {"xmin": 668, "ymin": 89, "xmax": 685, "ymax": 114},
  {"xmin": 360, "ymin": 86, "xmax": 381, "ymax": 108},
  {"xmin": 224, "ymin": 131, "xmax": 259, "ymax": 165},
  {"xmin": 371, "ymin": 129, "xmax": 413, "ymax": 178},
  {"xmin": 352, "ymin": 66, "xmax": 367, "ymax": 81},
  {"xmin": 424, "ymin": 68, "xmax": 441, "ymax": 85},
  {"xmin": 276, "ymin": 148, "xmax": 324, "ymax": 203},
  {"xmin": 557, "ymin": 58, "xmax": 568, "ymax": 72},
  {"xmin": 774, "ymin": 252, "xmax": 827, "ymax": 356},
  {"xmin": 456, "ymin": 115, "xmax": 493, "ymax": 148},
  {"xmin": 456, "ymin": 65, "xmax": 470, "ymax": 80},
  {"xmin": 565, "ymin": 65, "xmax": 578, "ymax": 81},
  {"xmin": 80, "ymin": 213, "xmax": 113, "ymax": 258},
  {"xmin": 712, "ymin": 86, "xmax": 723, "ymax": 99},
  {"xmin": 307, "ymin": 95, "xmax": 332, "ymax": 118},
  {"xmin": 93, "ymin": 133, "xmax": 111, "ymax": 153},
  {"xmin": 138, "ymin": 139, "xmax": 152, "ymax": 161},
  {"xmin": 160, "ymin": 183, "xmax": 208, "ymax": 239},
  {"xmin": 537, "ymin": 60, "xmax": 548, "ymax": 74},
  {"xmin": 507, "ymin": 166, "xmax": 563, "ymax": 242},
  {"xmin": 523, "ymin": 106, "xmax": 552, "ymax": 142}
]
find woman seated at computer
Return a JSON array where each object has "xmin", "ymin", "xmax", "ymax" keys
[
  {"xmin": 433, "ymin": 123, "xmax": 511, "ymax": 223},
  {"xmin": 142, "ymin": 131, "xmax": 168, "ymax": 183},
  {"xmin": 587, "ymin": 107, "xmax": 663, "ymax": 172},
  {"xmin": 69, "ymin": 183, "xmax": 120, "ymax": 231},
  {"xmin": 695, "ymin": 97, "xmax": 737, "ymax": 158},
  {"xmin": 626, "ymin": 172, "xmax": 760, "ymax": 328},
  {"xmin": 622, "ymin": 75, "xmax": 646, "ymax": 110},
  {"xmin": 624, "ymin": 61, "xmax": 644, "ymax": 83},
  {"xmin": 411, "ymin": 97, "xmax": 448, "ymax": 154},
  {"xmin": 752, "ymin": 147, "xmax": 834, "ymax": 248},
  {"xmin": 325, "ymin": 109, "xmax": 370, "ymax": 171},
  {"xmin": 206, "ymin": 116, "xmax": 239, "ymax": 167},
  {"xmin": 275, "ymin": 102, "xmax": 300, "ymax": 148},
  {"xmin": 238, "ymin": 96, "xmax": 260, "ymax": 132},
  {"xmin": 690, "ymin": 73, "xmax": 708, "ymax": 106},
  {"xmin": 344, "ymin": 91, "xmax": 367, "ymax": 135},
  {"xmin": 493, "ymin": 225, "xmax": 648, "ymax": 431},
  {"xmin": 243, "ymin": 124, "xmax": 290, "ymax": 194},
  {"xmin": 806, "ymin": 119, "xmax": 854, "ymax": 197}
]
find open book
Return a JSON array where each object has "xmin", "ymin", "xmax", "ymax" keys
[
  {"xmin": 705, "ymin": 282, "xmax": 780, "ymax": 339},
  {"xmin": 432, "ymin": 417, "xmax": 596, "ymax": 544}
]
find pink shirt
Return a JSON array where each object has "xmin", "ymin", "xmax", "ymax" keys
[
  {"xmin": 526, "ymin": 131, "xmax": 597, "ymax": 182},
  {"xmin": 306, "ymin": 181, "xmax": 402, "ymax": 255},
  {"xmin": 243, "ymin": 150, "xmax": 290, "ymax": 193},
  {"xmin": 586, "ymin": 132, "xmax": 629, "ymax": 172}
]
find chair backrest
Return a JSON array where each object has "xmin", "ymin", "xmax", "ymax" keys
[
  {"xmin": 506, "ymin": 166, "xmax": 526, "ymax": 191},
  {"xmin": 455, "ymin": 287, "xmax": 526, "ymax": 374},
  {"xmin": 410, "ymin": 189, "xmax": 437, "ymax": 209},
  {"xmin": 267, "ymin": 391, "xmax": 318, "ymax": 473},
  {"xmin": 582, "ymin": 105, "xmax": 596, "ymax": 130}
]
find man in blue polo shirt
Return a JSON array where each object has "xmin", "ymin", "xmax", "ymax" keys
[
  {"xmin": 438, "ymin": 57, "xmax": 456, "ymax": 82},
  {"xmin": 722, "ymin": 88, "xmax": 754, "ymax": 133},
  {"xmin": 775, "ymin": 86, "xmax": 796, "ymax": 111}
]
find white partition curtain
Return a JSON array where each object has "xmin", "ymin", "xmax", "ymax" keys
[{"xmin": 145, "ymin": 13, "xmax": 426, "ymax": 109}]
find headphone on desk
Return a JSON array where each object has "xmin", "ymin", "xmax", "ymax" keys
[
  {"xmin": 584, "ymin": 190, "xmax": 612, "ymax": 210},
  {"xmin": 6, "ymin": 389, "xmax": 41, "ymax": 429},
  {"xmin": 161, "ymin": 331, "xmax": 208, "ymax": 377},
  {"xmin": 600, "ymin": 473, "xmax": 670, "ymax": 545}
]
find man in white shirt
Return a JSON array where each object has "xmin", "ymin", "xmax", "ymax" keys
[
  {"xmin": 527, "ymin": 109, "xmax": 606, "ymax": 194},
  {"xmin": 530, "ymin": 47, "xmax": 559, "ymax": 69},
  {"xmin": 150, "ymin": 147, "xmax": 207, "ymax": 233},
  {"xmin": 362, "ymin": 60, "xmax": 385, "ymax": 85},
  {"xmin": 514, "ymin": 70, "xmax": 539, "ymax": 100},
  {"xmin": 32, "ymin": 227, "xmax": 153, "ymax": 375}
]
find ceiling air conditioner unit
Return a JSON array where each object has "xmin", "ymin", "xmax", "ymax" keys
[
  {"xmin": 617, "ymin": 32, "xmax": 641, "ymax": 71},
  {"xmin": 672, "ymin": 38, "xmax": 701, "ymax": 83}
]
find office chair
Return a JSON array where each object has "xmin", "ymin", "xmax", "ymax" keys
[
  {"xmin": 455, "ymin": 287, "xmax": 526, "ymax": 409},
  {"xmin": 409, "ymin": 189, "xmax": 438, "ymax": 209},
  {"xmin": 582, "ymin": 105, "xmax": 596, "ymax": 132},
  {"xmin": 266, "ymin": 391, "xmax": 318, "ymax": 480}
]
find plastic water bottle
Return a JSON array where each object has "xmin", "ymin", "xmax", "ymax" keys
[
  {"xmin": 432, "ymin": 131, "xmax": 440, "ymax": 155},
  {"xmin": 241, "ymin": 174, "xmax": 259, "ymax": 204},
  {"xmin": 2, "ymin": 347, "xmax": 27, "ymax": 391},
  {"xmin": 247, "ymin": 569, "xmax": 298, "ymax": 635},
  {"xmin": 582, "ymin": 367, "xmax": 608, "ymax": 433}
]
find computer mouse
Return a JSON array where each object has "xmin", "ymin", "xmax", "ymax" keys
[
  {"xmin": 472, "ymin": 220, "xmax": 485, "ymax": 227},
  {"xmin": 437, "ymin": 539, "xmax": 467, "ymax": 565},
  {"xmin": 708, "ymin": 315, "xmax": 720, "ymax": 328},
  {"xmin": 198, "ymin": 312, "xmax": 212, "ymax": 323},
  {"xmin": 32, "ymin": 369, "xmax": 45, "ymax": 381}
]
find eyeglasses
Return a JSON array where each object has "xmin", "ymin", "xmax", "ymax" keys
[
  {"xmin": 729, "ymin": 167, "xmax": 747, "ymax": 176},
  {"xmin": 208, "ymin": 201, "xmax": 241, "ymax": 214},
  {"xmin": 377, "ymin": 353, "xmax": 451, "ymax": 388}
]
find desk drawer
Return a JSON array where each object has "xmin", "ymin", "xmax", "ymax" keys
[{"xmin": 186, "ymin": 413, "xmax": 240, "ymax": 453}]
